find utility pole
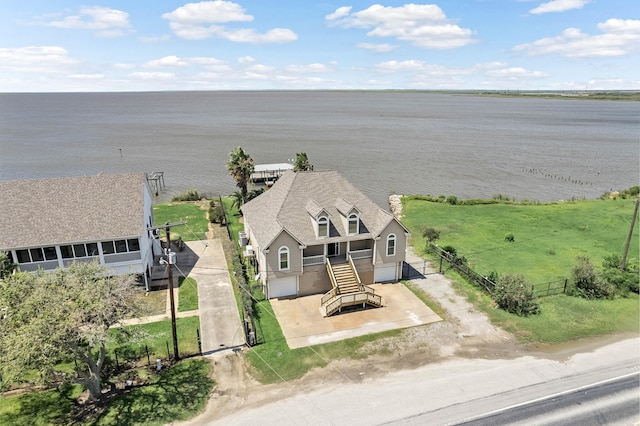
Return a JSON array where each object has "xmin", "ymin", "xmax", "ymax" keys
[
  {"xmin": 149, "ymin": 221, "xmax": 186, "ymax": 362},
  {"xmin": 621, "ymin": 198, "xmax": 639, "ymax": 272}
]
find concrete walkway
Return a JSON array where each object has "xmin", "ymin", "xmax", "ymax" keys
[{"xmin": 184, "ymin": 239, "xmax": 245, "ymax": 356}]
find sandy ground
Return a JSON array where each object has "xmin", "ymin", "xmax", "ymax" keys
[{"xmin": 175, "ymin": 197, "xmax": 636, "ymax": 425}]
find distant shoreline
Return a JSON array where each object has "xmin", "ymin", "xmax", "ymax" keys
[{"xmin": 0, "ymin": 89, "xmax": 638, "ymax": 101}]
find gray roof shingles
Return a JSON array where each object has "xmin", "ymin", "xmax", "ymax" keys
[
  {"xmin": 241, "ymin": 170, "xmax": 399, "ymax": 250},
  {"xmin": 0, "ymin": 173, "xmax": 147, "ymax": 250}
]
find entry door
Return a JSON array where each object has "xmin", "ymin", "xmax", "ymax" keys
[{"xmin": 327, "ymin": 242, "xmax": 340, "ymax": 257}]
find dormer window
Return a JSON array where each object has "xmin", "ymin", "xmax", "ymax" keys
[
  {"xmin": 348, "ymin": 213, "xmax": 359, "ymax": 234},
  {"xmin": 318, "ymin": 216, "xmax": 329, "ymax": 238}
]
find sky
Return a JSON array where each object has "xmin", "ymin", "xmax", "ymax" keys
[{"xmin": 0, "ymin": 0, "xmax": 638, "ymax": 92}]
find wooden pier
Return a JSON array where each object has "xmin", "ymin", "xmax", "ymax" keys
[{"xmin": 251, "ymin": 163, "xmax": 293, "ymax": 185}]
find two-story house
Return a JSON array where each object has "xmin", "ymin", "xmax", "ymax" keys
[{"xmin": 241, "ymin": 170, "xmax": 409, "ymax": 314}]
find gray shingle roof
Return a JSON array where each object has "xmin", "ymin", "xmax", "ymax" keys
[
  {"xmin": 0, "ymin": 173, "xmax": 148, "ymax": 250},
  {"xmin": 241, "ymin": 170, "xmax": 402, "ymax": 250}
]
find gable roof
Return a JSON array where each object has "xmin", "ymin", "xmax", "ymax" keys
[
  {"xmin": 241, "ymin": 170, "xmax": 405, "ymax": 249},
  {"xmin": 0, "ymin": 173, "xmax": 149, "ymax": 250}
]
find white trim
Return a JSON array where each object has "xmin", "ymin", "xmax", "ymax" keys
[
  {"xmin": 278, "ymin": 246, "xmax": 290, "ymax": 271},
  {"xmin": 386, "ymin": 233, "xmax": 396, "ymax": 257}
]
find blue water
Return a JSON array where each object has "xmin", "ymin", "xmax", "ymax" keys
[{"xmin": 0, "ymin": 91, "xmax": 638, "ymax": 206}]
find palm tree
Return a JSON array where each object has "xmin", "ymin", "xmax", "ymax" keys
[
  {"xmin": 226, "ymin": 147, "xmax": 255, "ymax": 202},
  {"xmin": 293, "ymin": 152, "xmax": 313, "ymax": 172},
  {"xmin": 230, "ymin": 190, "xmax": 244, "ymax": 211}
]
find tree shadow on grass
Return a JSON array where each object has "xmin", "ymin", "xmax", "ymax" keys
[
  {"xmin": 91, "ymin": 358, "xmax": 213, "ymax": 426},
  {"xmin": 0, "ymin": 385, "xmax": 76, "ymax": 426}
]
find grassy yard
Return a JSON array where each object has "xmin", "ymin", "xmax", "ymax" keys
[
  {"xmin": 0, "ymin": 385, "xmax": 83, "ymax": 426},
  {"xmin": 402, "ymin": 197, "xmax": 639, "ymax": 284},
  {"xmin": 153, "ymin": 202, "xmax": 209, "ymax": 241},
  {"xmin": 178, "ymin": 277, "xmax": 198, "ymax": 312},
  {"xmin": 247, "ymin": 300, "xmax": 404, "ymax": 384},
  {"xmin": 90, "ymin": 358, "xmax": 213, "ymax": 426},
  {"xmin": 401, "ymin": 196, "xmax": 640, "ymax": 342}
]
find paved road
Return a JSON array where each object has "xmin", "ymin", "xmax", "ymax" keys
[
  {"xmin": 208, "ymin": 337, "xmax": 639, "ymax": 425},
  {"xmin": 455, "ymin": 373, "xmax": 639, "ymax": 426}
]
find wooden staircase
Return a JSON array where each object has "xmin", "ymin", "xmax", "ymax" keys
[{"xmin": 321, "ymin": 259, "xmax": 382, "ymax": 317}]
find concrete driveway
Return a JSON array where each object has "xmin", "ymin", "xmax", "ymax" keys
[{"xmin": 270, "ymin": 283, "xmax": 441, "ymax": 349}]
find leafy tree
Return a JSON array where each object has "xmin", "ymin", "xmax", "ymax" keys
[
  {"xmin": 493, "ymin": 273, "xmax": 540, "ymax": 316},
  {"xmin": 0, "ymin": 251, "xmax": 15, "ymax": 279},
  {"xmin": 0, "ymin": 262, "xmax": 150, "ymax": 400},
  {"xmin": 226, "ymin": 146, "xmax": 255, "ymax": 203},
  {"xmin": 293, "ymin": 152, "xmax": 313, "ymax": 172}
]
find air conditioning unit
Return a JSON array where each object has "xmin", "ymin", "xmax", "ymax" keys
[
  {"xmin": 239, "ymin": 231, "xmax": 248, "ymax": 247},
  {"xmin": 244, "ymin": 245, "xmax": 254, "ymax": 257}
]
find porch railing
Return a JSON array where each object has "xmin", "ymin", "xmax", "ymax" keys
[
  {"xmin": 348, "ymin": 249, "xmax": 372, "ymax": 260},
  {"xmin": 303, "ymin": 254, "xmax": 325, "ymax": 266}
]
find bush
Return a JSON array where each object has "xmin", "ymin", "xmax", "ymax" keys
[
  {"xmin": 570, "ymin": 255, "xmax": 615, "ymax": 299},
  {"xmin": 504, "ymin": 233, "xmax": 515, "ymax": 243},
  {"xmin": 601, "ymin": 254, "xmax": 639, "ymax": 295},
  {"xmin": 493, "ymin": 273, "xmax": 540, "ymax": 316},
  {"xmin": 171, "ymin": 189, "xmax": 201, "ymax": 202},
  {"xmin": 208, "ymin": 201, "xmax": 226, "ymax": 224},
  {"xmin": 422, "ymin": 227, "xmax": 441, "ymax": 243},
  {"xmin": 446, "ymin": 195, "xmax": 458, "ymax": 205}
]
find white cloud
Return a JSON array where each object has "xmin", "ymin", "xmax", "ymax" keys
[
  {"xmin": 128, "ymin": 72, "xmax": 175, "ymax": 80},
  {"xmin": 327, "ymin": 4, "xmax": 476, "ymax": 49},
  {"xmin": 139, "ymin": 35, "xmax": 171, "ymax": 43},
  {"xmin": 530, "ymin": 0, "xmax": 590, "ymax": 15},
  {"xmin": 357, "ymin": 42, "xmax": 397, "ymax": 52},
  {"xmin": 238, "ymin": 56, "xmax": 256, "ymax": 64},
  {"xmin": 513, "ymin": 18, "xmax": 640, "ymax": 57},
  {"xmin": 71, "ymin": 73, "xmax": 104, "ymax": 80},
  {"xmin": 163, "ymin": 1, "xmax": 297, "ymax": 43},
  {"xmin": 284, "ymin": 63, "xmax": 332, "ymax": 73},
  {"xmin": 32, "ymin": 6, "xmax": 133, "ymax": 37},
  {"xmin": 484, "ymin": 67, "xmax": 548, "ymax": 79},
  {"xmin": 0, "ymin": 46, "xmax": 79, "ymax": 72},
  {"xmin": 374, "ymin": 60, "xmax": 473, "ymax": 76}
]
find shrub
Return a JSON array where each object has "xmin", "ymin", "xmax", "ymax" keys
[
  {"xmin": 422, "ymin": 227, "xmax": 441, "ymax": 243},
  {"xmin": 441, "ymin": 245, "xmax": 457, "ymax": 256},
  {"xmin": 446, "ymin": 195, "xmax": 458, "ymax": 205},
  {"xmin": 601, "ymin": 254, "xmax": 639, "ymax": 295},
  {"xmin": 493, "ymin": 273, "xmax": 540, "ymax": 316},
  {"xmin": 171, "ymin": 189, "xmax": 200, "ymax": 202},
  {"xmin": 208, "ymin": 202, "xmax": 226, "ymax": 224},
  {"xmin": 504, "ymin": 233, "xmax": 515, "ymax": 243},
  {"xmin": 570, "ymin": 255, "xmax": 615, "ymax": 299}
]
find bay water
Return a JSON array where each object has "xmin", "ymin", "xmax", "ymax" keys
[{"xmin": 1, "ymin": 91, "xmax": 638, "ymax": 207}]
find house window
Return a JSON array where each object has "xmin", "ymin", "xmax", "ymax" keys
[
  {"xmin": 348, "ymin": 213, "xmax": 359, "ymax": 234},
  {"xmin": 114, "ymin": 240, "xmax": 128, "ymax": 253},
  {"xmin": 278, "ymin": 246, "xmax": 290, "ymax": 271},
  {"xmin": 101, "ymin": 241, "xmax": 115, "ymax": 255},
  {"xmin": 127, "ymin": 238, "xmax": 140, "ymax": 251},
  {"xmin": 30, "ymin": 248, "xmax": 44, "ymax": 262},
  {"xmin": 43, "ymin": 246, "xmax": 57, "ymax": 261},
  {"xmin": 60, "ymin": 245, "xmax": 74, "ymax": 259},
  {"xmin": 16, "ymin": 249, "xmax": 31, "ymax": 263},
  {"xmin": 386, "ymin": 234, "xmax": 396, "ymax": 257},
  {"xmin": 73, "ymin": 244, "xmax": 87, "ymax": 257},
  {"xmin": 86, "ymin": 243, "xmax": 99, "ymax": 256},
  {"xmin": 318, "ymin": 216, "xmax": 329, "ymax": 238}
]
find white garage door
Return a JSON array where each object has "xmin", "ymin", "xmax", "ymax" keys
[
  {"xmin": 269, "ymin": 276, "xmax": 297, "ymax": 298},
  {"xmin": 374, "ymin": 263, "xmax": 397, "ymax": 283}
]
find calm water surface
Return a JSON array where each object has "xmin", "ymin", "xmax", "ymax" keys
[{"xmin": 0, "ymin": 91, "xmax": 638, "ymax": 207}]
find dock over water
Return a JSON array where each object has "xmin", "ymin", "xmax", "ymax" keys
[{"xmin": 251, "ymin": 163, "xmax": 293, "ymax": 185}]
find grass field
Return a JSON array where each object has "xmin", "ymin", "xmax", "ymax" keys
[
  {"xmin": 402, "ymin": 196, "xmax": 639, "ymax": 342},
  {"xmin": 178, "ymin": 277, "xmax": 198, "ymax": 312},
  {"xmin": 153, "ymin": 202, "xmax": 209, "ymax": 241},
  {"xmin": 402, "ymin": 197, "xmax": 639, "ymax": 284}
]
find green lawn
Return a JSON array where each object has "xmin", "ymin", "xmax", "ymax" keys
[
  {"xmin": 402, "ymin": 197, "xmax": 639, "ymax": 284},
  {"xmin": 402, "ymin": 196, "xmax": 640, "ymax": 342},
  {"xmin": 153, "ymin": 202, "xmax": 209, "ymax": 241},
  {"xmin": 0, "ymin": 385, "xmax": 83, "ymax": 426},
  {"xmin": 90, "ymin": 358, "xmax": 213, "ymax": 426},
  {"xmin": 178, "ymin": 277, "xmax": 198, "ymax": 312}
]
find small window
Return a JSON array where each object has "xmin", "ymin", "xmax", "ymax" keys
[
  {"xmin": 60, "ymin": 245, "xmax": 74, "ymax": 259},
  {"xmin": 43, "ymin": 246, "xmax": 57, "ymax": 261},
  {"xmin": 115, "ymin": 240, "xmax": 128, "ymax": 253},
  {"xmin": 318, "ymin": 216, "xmax": 328, "ymax": 238},
  {"xmin": 30, "ymin": 248, "xmax": 44, "ymax": 262},
  {"xmin": 386, "ymin": 234, "xmax": 396, "ymax": 257},
  {"xmin": 127, "ymin": 238, "xmax": 140, "ymax": 251},
  {"xmin": 278, "ymin": 246, "xmax": 290, "ymax": 271},
  {"xmin": 73, "ymin": 244, "xmax": 87, "ymax": 257},
  {"xmin": 16, "ymin": 249, "xmax": 31, "ymax": 263},
  {"xmin": 101, "ymin": 241, "xmax": 115, "ymax": 255},
  {"xmin": 86, "ymin": 243, "xmax": 99, "ymax": 256},
  {"xmin": 348, "ymin": 213, "xmax": 359, "ymax": 234}
]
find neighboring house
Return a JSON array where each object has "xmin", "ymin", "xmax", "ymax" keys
[
  {"xmin": 241, "ymin": 170, "xmax": 410, "ymax": 310},
  {"xmin": 0, "ymin": 173, "xmax": 158, "ymax": 289}
]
